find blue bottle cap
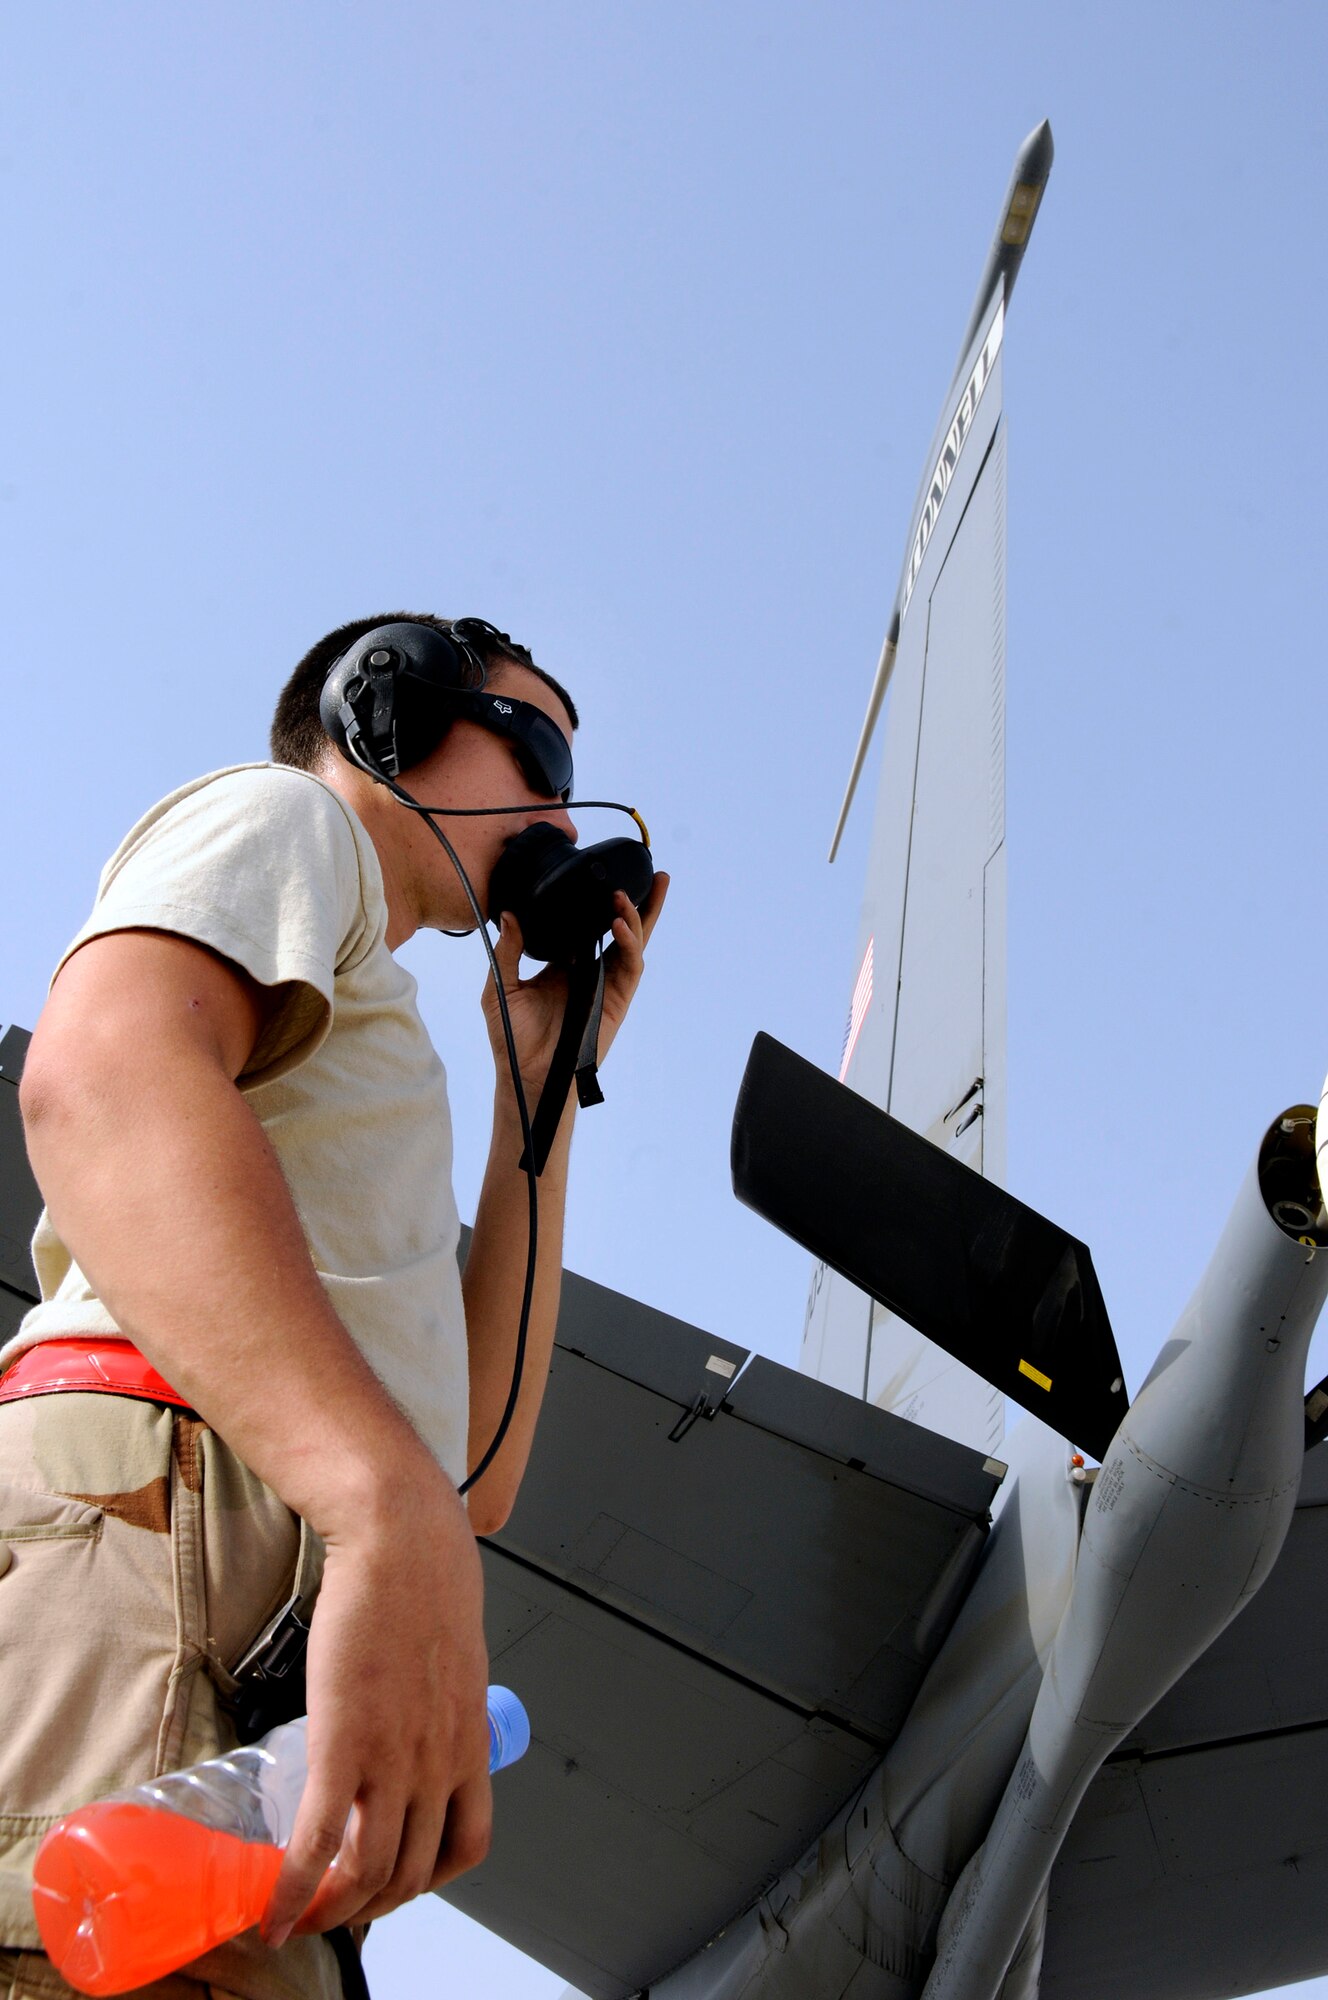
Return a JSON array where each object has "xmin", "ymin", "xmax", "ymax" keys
[{"xmin": 486, "ymin": 1686, "xmax": 531, "ymax": 1773}]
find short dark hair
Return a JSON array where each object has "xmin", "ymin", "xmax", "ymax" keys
[{"xmin": 270, "ymin": 611, "xmax": 579, "ymax": 772}]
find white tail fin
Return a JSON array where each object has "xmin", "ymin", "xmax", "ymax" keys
[{"xmin": 803, "ymin": 123, "xmax": 1053, "ymax": 1454}]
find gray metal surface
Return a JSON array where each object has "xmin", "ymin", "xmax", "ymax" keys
[
  {"xmin": 828, "ymin": 291, "xmax": 1005, "ymax": 1147},
  {"xmin": 943, "ymin": 120, "xmax": 1052, "ymax": 453},
  {"xmin": 1116, "ymin": 1440, "xmax": 1328, "ymax": 1755},
  {"xmin": 886, "ymin": 416, "xmax": 1008, "ymax": 1185},
  {"xmin": 811, "ymin": 139, "xmax": 1050, "ymax": 1453},
  {"xmin": 1043, "ymin": 1445, "xmax": 1328, "ymax": 2000},
  {"xmin": 923, "ymin": 1142, "xmax": 1328, "ymax": 2000},
  {"xmin": 0, "ymin": 1025, "xmax": 40, "ymax": 1341},
  {"xmin": 827, "ymin": 118, "xmax": 1052, "ymax": 865},
  {"xmin": 804, "ymin": 306, "xmax": 1010, "ymax": 1458},
  {"xmin": 861, "ymin": 411, "xmax": 1009, "ymax": 1455},
  {"xmin": 1047, "ymin": 1728, "xmax": 1328, "ymax": 2000},
  {"xmin": 443, "ymin": 1265, "xmax": 1001, "ymax": 1998},
  {"xmin": 464, "ymin": 1558, "xmax": 874, "ymax": 1999}
]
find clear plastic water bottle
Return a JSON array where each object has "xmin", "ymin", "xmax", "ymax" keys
[{"xmin": 32, "ymin": 1688, "xmax": 530, "ymax": 1997}]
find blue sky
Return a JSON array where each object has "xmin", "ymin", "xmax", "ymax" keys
[{"xmin": 3, "ymin": 3, "xmax": 1327, "ymax": 1994}]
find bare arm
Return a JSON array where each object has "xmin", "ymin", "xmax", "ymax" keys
[{"xmin": 20, "ymin": 929, "xmax": 491, "ymax": 1940}]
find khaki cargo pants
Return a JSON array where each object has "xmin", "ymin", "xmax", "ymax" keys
[{"xmin": 0, "ymin": 1392, "xmax": 343, "ymax": 2000}]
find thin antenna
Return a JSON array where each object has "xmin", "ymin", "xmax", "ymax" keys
[{"xmin": 827, "ymin": 618, "xmax": 898, "ymax": 863}]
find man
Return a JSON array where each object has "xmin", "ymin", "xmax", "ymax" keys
[{"xmin": 0, "ymin": 612, "xmax": 666, "ymax": 1999}]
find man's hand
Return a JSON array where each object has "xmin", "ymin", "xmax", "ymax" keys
[
  {"xmin": 480, "ymin": 871, "xmax": 669, "ymax": 1105},
  {"xmin": 21, "ymin": 929, "xmax": 496, "ymax": 1936},
  {"xmin": 268, "ymin": 1480, "xmax": 492, "ymax": 1941}
]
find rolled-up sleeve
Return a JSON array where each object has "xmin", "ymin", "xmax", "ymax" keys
[{"xmin": 56, "ymin": 766, "xmax": 373, "ymax": 1087}]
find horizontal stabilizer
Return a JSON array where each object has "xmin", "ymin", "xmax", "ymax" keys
[{"xmin": 732, "ymin": 1033, "xmax": 1128, "ymax": 1460}]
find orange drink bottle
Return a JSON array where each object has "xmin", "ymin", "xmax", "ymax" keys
[{"xmin": 32, "ymin": 1689, "xmax": 531, "ymax": 1996}]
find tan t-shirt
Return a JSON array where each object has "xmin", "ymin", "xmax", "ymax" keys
[{"xmin": 3, "ymin": 763, "xmax": 470, "ymax": 1486}]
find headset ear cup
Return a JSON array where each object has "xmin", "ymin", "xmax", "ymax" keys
[{"xmin": 320, "ymin": 621, "xmax": 477, "ymax": 776}]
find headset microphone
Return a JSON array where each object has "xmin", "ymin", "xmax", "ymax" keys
[
  {"xmin": 486, "ymin": 821, "xmax": 656, "ymax": 1172},
  {"xmin": 487, "ymin": 823, "xmax": 655, "ymax": 964}
]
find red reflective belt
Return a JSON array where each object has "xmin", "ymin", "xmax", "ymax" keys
[{"xmin": 0, "ymin": 1338, "xmax": 193, "ymax": 1411}]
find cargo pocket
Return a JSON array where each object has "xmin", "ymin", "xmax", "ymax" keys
[
  {"xmin": 0, "ymin": 1485, "xmax": 109, "ymax": 1851},
  {"xmin": 0, "ymin": 1403, "xmax": 194, "ymax": 1952},
  {"xmin": 0, "ymin": 1462, "xmax": 178, "ymax": 1825},
  {"xmin": 0, "ymin": 1483, "xmax": 104, "ymax": 1553}
]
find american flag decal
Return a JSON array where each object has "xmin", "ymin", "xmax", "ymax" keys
[{"xmin": 839, "ymin": 935, "xmax": 874, "ymax": 1082}]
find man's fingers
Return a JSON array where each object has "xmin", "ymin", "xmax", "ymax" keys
[
  {"xmin": 636, "ymin": 871, "xmax": 669, "ymax": 948},
  {"xmin": 263, "ymin": 1768, "xmax": 356, "ymax": 1946},
  {"xmin": 285, "ymin": 1752, "xmax": 453, "ymax": 1934},
  {"xmin": 347, "ymin": 1795, "xmax": 454, "ymax": 1925},
  {"xmin": 609, "ymin": 873, "xmax": 667, "ymax": 974},
  {"xmin": 288, "ymin": 1790, "xmax": 412, "ymax": 1935},
  {"xmin": 429, "ymin": 1771, "xmax": 494, "ymax": 1890},
  {"xmin": 616, "ymin": 872, "xmax": 667, "ymax": 936},
  {"xmin": 609, "ymin": 895, "xmax": 644, "ymax": 961},
  {"xmin": 496, "ymin": 912, "xmax": 528, "ymax": 972},
  {"xmin": 488, "ymin": 912, "xmax": 525, "ymax": 992}
]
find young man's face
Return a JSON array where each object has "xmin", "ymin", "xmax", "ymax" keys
[{"xmin": 399, "ymin": 662, "xmax": 578, "ymax": 936}]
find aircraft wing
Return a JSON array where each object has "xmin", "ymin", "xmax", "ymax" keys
[
  {"xmin": 1042, "ymin": 1441, "xmax": 1328, "ymax": 2000},
  {"xmin": 445, "ymin": 1249, "xmax": 1002, "ymax": 1998}
]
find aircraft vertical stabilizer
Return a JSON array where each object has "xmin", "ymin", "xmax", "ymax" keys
[{"xmin": 803, "ymin": 123, "xmax": 1052, "ymax": 1455}]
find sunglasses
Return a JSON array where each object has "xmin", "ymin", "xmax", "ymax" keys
[{"xmin": 446, "ymin": 686, "xmax": 574, "ymax": 803}]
